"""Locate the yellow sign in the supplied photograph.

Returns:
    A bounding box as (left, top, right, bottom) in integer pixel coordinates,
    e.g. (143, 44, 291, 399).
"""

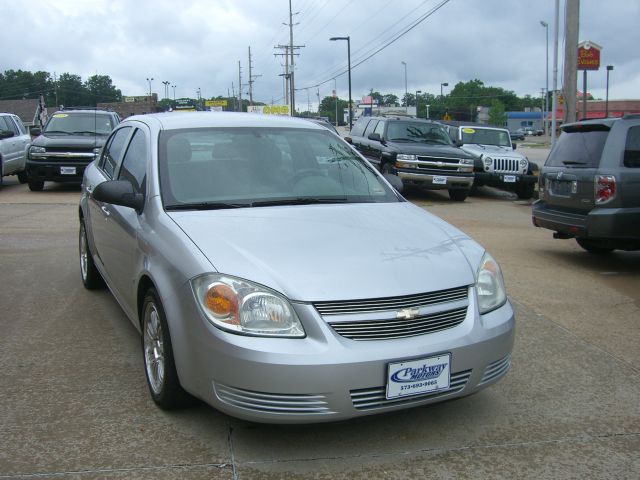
(461, 128, 475, 134)
(443, 114, 452, 121)
(205, 100, 228, 107)
(247, 105, 291, 116)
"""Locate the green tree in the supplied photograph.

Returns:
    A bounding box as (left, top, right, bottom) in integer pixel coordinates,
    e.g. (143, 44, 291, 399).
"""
(85, 75, 121, 104)
(382, 93, 399, 106)
(56, 73, 87, 107)
(488, 99, 507, 127)
(319, 95, 348, 125)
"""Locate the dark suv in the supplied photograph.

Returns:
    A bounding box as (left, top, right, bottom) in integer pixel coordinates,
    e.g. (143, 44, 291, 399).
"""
(346, 116, 475, 201)
(26, 108, 120, 191)
(532, 115, 640, 252)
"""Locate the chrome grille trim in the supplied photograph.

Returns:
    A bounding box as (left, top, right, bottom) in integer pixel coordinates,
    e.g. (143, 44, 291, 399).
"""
(313, 286, 469, 316)
(214, 383, 334, 415)
(328, 307, 467, 340)
(479, 354, 511, 385)
(493, 157, 520, 173)
(350, 370, 472, 410)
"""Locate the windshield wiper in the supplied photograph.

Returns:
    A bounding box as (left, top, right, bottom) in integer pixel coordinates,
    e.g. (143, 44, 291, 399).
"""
(165, 202, 249, 211)
(389, 138, 417, 142)
(44, 130, 71, 135)
(71, 130, 101, 135)
(562, 160, 587, 165)
(250, 197, 349, 207)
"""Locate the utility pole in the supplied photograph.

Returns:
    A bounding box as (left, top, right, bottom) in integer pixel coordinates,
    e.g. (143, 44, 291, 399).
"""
(563, 0, 580, 124)
(274, 45, 291, 105)
(247, 46, 261, 107)
(231, 82, 237, 111)
(551, 0, 560, 148)
(238, 61, 243, 112)
(316, 88, 320, 113)
(286, 0, 305, 115)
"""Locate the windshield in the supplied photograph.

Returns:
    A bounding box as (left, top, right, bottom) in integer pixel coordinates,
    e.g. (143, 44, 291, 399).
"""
(386, 122, 452, 145)
(159, 127, 400, 209)
(460, 127, 511, 147)
(44, 112, 114, 135)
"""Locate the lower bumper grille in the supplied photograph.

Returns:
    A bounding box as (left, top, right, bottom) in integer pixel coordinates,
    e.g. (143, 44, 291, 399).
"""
(213, 383, 334, 415)
(479, 354, 511, 385)
(350, 369, 472, 411)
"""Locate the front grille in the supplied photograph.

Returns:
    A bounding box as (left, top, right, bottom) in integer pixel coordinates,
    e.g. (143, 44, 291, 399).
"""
(493, 157, 520, 173)
(350, 369, 472, 410)
(479, 354, 511, 385)
(313, 286, 469, 316)
(328, 307, 466, 340)
(213, 383, 334, 415)
(46, 146, 95, 153)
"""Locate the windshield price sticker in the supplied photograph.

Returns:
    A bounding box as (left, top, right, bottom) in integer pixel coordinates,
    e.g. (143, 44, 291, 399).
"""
(503, 175, 516, 183)
(461, 128, 476, 134)
(386, 354, 451, 399)
(433, 176, 447, 185)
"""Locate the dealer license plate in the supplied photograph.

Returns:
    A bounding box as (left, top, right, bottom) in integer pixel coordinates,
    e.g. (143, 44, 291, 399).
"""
(60, 167, 76, 175)
(503, 175, 516, 183)
(386, 353, 451, 399)
(432, 176, 447, 185)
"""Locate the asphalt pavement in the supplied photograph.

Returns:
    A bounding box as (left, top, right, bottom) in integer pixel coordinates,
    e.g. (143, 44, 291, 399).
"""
(0, 177, 638, 479)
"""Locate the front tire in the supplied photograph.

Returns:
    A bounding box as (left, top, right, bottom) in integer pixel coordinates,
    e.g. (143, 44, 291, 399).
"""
(142, 288, 191, 410)
(576, 238, 614, 254)
(28, 179, 44, 191)
(79, 220, 104, 289)
(17, 170, 28, 184)
(448, 188, 469, 202)
(515, 182, 535, 200)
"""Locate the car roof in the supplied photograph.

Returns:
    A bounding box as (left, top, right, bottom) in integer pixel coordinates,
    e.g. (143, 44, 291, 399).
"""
(124, 112, 328, 131)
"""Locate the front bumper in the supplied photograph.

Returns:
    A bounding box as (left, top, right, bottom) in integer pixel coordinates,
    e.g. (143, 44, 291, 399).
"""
(169, 285, 515, 424)
(26, 158, 93, 183)
(396, 170, 474, 190)
(475, 172, 537, 187)
(532, 200, 640, 239)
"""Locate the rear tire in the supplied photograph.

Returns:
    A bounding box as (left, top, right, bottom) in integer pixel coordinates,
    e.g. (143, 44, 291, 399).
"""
(142, 288, 191, 410)
(28, 179, 44, 191)
(448, 188, 469, 202)
(576, 238, 614, 254)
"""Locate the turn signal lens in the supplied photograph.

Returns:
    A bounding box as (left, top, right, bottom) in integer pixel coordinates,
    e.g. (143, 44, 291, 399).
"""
(595, 175, 616, 204)
(204, 283, 238, 323)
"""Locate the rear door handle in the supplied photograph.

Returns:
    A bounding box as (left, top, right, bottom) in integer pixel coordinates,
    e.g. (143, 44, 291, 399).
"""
(100, 205, 110, 217)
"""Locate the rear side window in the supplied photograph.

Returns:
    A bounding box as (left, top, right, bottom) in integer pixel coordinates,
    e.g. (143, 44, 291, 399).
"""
(624, 126, 640, 168)
(350, 118, 369, 137)
(546, 124, 610, 168)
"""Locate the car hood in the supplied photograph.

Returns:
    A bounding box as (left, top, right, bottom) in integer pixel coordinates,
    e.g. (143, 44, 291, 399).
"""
(386, 142, 472, 159)
(461, 144, 524, 159)
(169, 202, 478, 302)
(32, 133, 107, 149)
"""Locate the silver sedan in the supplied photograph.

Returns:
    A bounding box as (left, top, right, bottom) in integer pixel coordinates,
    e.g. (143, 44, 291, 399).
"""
(79, 112, 514, 423)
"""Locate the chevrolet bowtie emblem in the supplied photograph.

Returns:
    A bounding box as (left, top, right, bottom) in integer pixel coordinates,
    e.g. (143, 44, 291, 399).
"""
(397, 308, 420, 320)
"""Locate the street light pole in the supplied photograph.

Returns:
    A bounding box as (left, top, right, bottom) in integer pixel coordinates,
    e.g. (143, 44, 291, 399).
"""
(540, 20, 549, 136)
(440, 82, 448, 118)
(416, 90, 421, 118)
(330, 36, 352, 130)
(401, 61, 408, 114)
(333, 78, 338, 127)
(146, 77, 154, 97)
(172, 85, 176, 101)
(605, 65, 613, 118)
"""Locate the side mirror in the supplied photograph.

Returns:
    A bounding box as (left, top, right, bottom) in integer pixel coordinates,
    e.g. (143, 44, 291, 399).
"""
(344, 136, 353, 144)
(92, 180, 144, 213)
(512, 143, 517, 150)
(383, 173, 404, 193)
(368, 132, 382, 142)
(0, 130, 15, 139)
(29, 127, 42, 137)
(454, 139, 463, 147)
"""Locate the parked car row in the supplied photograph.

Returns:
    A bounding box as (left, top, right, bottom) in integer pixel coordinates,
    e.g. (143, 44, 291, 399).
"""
(345, 116, 537, 201)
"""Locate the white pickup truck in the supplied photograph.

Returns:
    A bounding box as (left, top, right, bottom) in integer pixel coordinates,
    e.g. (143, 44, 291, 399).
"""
(0, 113, 30, 186)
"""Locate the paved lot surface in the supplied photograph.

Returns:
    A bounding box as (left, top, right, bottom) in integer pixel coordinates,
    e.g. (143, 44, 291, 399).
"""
(1, 177, 638, 479)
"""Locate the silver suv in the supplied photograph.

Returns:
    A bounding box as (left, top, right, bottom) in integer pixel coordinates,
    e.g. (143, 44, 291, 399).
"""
(0, 112, 30, 186)
(532, 115, 640, 252)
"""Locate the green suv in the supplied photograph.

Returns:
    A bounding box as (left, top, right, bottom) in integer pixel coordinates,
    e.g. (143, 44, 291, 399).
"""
(532, 115, 640, 252)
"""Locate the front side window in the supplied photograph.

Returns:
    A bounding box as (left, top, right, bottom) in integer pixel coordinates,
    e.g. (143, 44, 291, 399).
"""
(350, 118, 369, 137)
(386, 122, 452, 145)
(118, 129, 147, 193)
(546, 124, 610, 168)
(624, 125, 640, 168)
(100, 126, 131, 178)
(0, 116, 12, 133)
(159, 127, 400, 209)
(363, 120, 379, 138)
(461, 128, 511, 147)
(44, 113, 115, 136)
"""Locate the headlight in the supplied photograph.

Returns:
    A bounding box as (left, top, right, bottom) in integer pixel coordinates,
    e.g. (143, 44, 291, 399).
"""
(519, 158, 527, 169)
(191, 274, 305, 337)
(460, 158, 474, 165)
(483, 156, 493, 169)
(476, 252, 507, 314)
(29, 146, 46, 155)
(396, 154, 417, 161)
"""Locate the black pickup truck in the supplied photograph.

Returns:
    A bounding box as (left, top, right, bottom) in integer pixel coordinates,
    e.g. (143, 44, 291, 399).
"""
(532, 115, 640, 252)
(346, 115, 475, 201)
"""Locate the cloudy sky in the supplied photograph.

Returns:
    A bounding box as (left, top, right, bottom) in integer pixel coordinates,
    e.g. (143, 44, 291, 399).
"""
(3, 0, 638, 109)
